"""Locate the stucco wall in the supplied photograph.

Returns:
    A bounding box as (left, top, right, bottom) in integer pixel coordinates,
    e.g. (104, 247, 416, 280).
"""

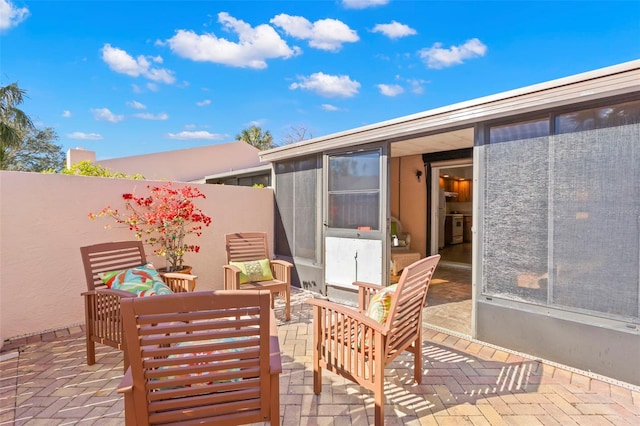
(390, 155, 427, 257)
(0, 171, 274, 342)
(69, 141, 263, 183)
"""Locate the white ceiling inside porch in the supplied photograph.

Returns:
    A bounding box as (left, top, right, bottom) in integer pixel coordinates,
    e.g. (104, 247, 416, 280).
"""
(390, 127, 474, 157)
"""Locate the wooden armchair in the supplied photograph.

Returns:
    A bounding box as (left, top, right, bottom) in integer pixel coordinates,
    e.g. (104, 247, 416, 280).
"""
(80, 241, 197, 369)
(306, 255, 440, 426)
(223, 232, 292, 321)
(117, 290, 282, 425)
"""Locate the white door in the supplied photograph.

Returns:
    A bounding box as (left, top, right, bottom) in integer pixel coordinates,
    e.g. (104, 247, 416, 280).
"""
(324, 147, 389, 294)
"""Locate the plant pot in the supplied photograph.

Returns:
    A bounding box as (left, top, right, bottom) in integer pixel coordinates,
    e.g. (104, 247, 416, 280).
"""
(157, 265, 192, 275)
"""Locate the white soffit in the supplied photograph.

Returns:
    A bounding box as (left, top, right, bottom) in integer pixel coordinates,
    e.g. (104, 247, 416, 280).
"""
(390, 128, 473, 158)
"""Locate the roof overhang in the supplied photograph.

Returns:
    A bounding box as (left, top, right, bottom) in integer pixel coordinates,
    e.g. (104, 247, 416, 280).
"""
(260, 60, 640, 162)
(203, 164, 272, 181)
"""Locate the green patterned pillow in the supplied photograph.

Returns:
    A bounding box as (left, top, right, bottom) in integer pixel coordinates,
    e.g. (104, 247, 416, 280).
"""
(98, 263, 173, 297)
(229, 259, 274, 284)
(366, 284, 398, 324)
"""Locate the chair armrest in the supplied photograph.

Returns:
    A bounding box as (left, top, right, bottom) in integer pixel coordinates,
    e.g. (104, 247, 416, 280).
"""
(352, 281, 385, 312)
(270, 259, 292, 283)
(117, 367, 133, 395)
(162, 273, 198, 292)
(223, 264, 242, 290)
(270, 259, 293, 268)
(306, 297, 384, 332)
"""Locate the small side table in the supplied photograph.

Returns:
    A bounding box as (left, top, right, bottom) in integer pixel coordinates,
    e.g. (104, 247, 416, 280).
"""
(391, 251, 421, 276)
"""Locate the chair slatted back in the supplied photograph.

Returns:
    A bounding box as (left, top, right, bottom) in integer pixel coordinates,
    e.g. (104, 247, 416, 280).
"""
(81, 241, 147, 291)
(225, 232, 270, 263)
(120, 290, 273, 425)
(385, 255, 440, 359)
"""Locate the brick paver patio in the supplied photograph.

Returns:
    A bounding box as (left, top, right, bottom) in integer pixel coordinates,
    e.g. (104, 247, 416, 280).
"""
(1, 287, 638, 425)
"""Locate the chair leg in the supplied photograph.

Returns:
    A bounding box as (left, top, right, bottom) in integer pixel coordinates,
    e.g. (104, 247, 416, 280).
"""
(86, 337, 96, 366)
(312, 308, 322, 395)
(270, 371, 280, 425)
(374, 343, 385, 426)
(414, 333, 423, 384)
(374, 379, 384, 426)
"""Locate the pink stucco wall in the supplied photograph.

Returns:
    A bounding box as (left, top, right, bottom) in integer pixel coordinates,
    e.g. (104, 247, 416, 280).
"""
(0, 171, 274, 343)
(390, 155, 427, 257)
(68, 141, 263, 183)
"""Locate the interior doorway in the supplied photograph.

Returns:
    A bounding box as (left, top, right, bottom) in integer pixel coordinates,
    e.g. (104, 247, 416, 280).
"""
(430, 162, 473, 267)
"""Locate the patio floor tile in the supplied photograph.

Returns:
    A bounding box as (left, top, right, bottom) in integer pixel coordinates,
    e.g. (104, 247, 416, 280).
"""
(0, 283, 638, 426)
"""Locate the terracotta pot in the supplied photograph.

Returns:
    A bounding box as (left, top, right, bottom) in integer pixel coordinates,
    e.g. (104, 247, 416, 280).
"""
(157, 265, 192, 275)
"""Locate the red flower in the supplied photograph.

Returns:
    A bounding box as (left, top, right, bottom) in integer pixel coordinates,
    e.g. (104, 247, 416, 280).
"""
(89, 182, 211, 271)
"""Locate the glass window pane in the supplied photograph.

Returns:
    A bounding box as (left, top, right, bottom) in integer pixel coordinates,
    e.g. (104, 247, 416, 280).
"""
(274, 156, 318, 260)
(482, 136, 549, 303)
(329, 151, 380, 191)
(294, 162, 317, 258)
(555, 100, 640, 134)
(551, 124, 639, 319)
(328, 192, 379, 230)
(490, 118, 550, 143)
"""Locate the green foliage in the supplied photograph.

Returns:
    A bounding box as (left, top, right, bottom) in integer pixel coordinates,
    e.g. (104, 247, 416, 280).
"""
(5, 127, 65, 172)
(236, 125, 274, 151)
(0, 82, 37, 170)
(60, 160, 144, 179)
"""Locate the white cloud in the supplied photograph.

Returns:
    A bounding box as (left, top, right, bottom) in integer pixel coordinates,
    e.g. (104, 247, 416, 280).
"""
(377, 84, 404, 97)
(146, 82, 159, 92)
(419, 38, 487, 69)
(271, 14, 358, 52)
(0, 0, 29, 31)
(127, 100, 146, 109)
(372, 21, 416, 39)
(62, 110, 72, 118)
(246, 119, 267, 127)
(406, 78, 426, 94)
(101, 44, 176, 84)
(290, 72, 360, 98)
(134, 112, 168, 120)
(166, 131, 225, 140)
(91, 108, 124, 123)
(196, 99, 211, 107)
(68, 132, 103, 140)
(184, 124, 197, 129)
(342, 0, 388, 9)
(164, 12, 299, 69)
(321, 104, 339, 111)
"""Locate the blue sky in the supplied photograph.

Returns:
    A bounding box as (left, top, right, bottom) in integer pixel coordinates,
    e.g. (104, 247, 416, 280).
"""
(2, 0, 639, 160)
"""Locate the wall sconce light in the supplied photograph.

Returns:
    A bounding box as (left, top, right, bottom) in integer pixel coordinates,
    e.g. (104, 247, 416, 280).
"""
(415, 170, 423, 182)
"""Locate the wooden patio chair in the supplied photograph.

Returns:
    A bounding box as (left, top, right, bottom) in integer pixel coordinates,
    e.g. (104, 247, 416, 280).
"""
(306, 254, 440, 426)
(80, 241, 197, 369)
(223, 232, 292, 321)
(117, 289, 282, 425)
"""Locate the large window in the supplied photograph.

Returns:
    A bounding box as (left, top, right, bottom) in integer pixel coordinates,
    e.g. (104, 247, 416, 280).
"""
(274, 156, 319, 260)
(482, 99, 640, 323)
(327, 150, 381, 230)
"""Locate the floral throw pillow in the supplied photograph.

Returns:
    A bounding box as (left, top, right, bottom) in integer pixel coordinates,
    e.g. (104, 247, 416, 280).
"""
(229, 259, 274, 284)
(366, 284, 398, 325)
(98, 263, 173, 297)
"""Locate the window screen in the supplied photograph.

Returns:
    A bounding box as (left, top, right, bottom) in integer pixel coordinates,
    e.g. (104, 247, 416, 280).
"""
(327, 150, 381, 230)
(274, 157, 318, 260)
(481, 100, 640, 323)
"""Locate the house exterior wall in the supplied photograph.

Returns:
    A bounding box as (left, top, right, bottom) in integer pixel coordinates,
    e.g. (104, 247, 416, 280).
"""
(0, 172, 274, 344)
(265, 61, 640, 386)
(475, 100, 639, 385)
(68, 141, 263, 183)
(390, 155, 427, 257)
